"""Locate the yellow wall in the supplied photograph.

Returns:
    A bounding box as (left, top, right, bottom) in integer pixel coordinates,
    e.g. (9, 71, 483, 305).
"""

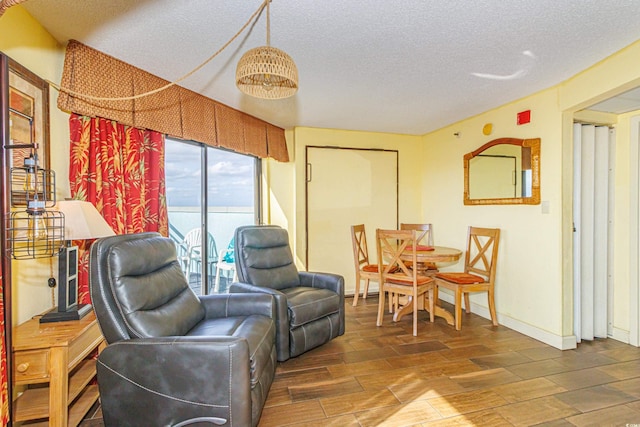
(422, 88, 568, 345)
(0, 7, 70, 325)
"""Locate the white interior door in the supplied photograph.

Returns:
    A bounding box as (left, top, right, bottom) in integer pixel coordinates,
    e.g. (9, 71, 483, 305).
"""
(306, 147, 398, 296)
(573, 123, 614, 341)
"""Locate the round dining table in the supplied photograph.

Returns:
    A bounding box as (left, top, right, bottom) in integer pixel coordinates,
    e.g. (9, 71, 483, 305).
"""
(393, 245, 462, 326)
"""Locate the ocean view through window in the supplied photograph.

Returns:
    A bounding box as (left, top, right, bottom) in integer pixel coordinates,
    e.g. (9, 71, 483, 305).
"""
(165, 138, 259, 294)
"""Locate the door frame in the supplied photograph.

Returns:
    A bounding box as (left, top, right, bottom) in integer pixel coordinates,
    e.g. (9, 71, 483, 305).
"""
(630, 115, 640, 346)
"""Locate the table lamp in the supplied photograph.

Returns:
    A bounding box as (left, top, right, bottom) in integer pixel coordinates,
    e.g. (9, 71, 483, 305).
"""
(39, 200, 115, 323)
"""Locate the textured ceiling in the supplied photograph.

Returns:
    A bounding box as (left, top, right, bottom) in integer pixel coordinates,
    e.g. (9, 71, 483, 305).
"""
(20, 0, 640, 134)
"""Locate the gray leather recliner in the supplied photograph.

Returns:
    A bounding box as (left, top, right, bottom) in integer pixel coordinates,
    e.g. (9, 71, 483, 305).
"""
(89, 232, 277, 427)
(230, 225, 345, 362)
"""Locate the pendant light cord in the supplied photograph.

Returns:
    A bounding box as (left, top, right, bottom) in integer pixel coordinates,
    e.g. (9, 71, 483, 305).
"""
(266, 0, 270, 47)
(47, 0, 270, 102)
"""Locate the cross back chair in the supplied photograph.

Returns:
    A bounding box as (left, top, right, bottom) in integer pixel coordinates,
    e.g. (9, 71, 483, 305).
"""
(351, 224, 395, 312)
(435, 226, 501, 330)
(400, 223, 436, 272)
(376, 229, 435, 336)
(350, 224, 380, 306)
(400, 223, 434, 246)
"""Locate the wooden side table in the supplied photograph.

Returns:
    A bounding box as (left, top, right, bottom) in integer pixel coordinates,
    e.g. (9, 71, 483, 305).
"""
(12, 311, 105, 427)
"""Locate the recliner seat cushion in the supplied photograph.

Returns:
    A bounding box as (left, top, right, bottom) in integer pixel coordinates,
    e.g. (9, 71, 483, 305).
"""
(187, 314, 276, 387)
(282, 287, 340, 328)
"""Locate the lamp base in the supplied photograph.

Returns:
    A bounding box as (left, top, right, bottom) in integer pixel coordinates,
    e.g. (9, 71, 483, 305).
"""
(39, 304, 92, 323)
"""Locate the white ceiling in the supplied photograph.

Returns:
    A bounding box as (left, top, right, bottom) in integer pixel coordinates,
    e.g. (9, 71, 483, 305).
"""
(20, 0, 640, 135)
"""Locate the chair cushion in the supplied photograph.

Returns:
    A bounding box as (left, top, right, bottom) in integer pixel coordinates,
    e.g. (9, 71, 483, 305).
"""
(222, 238, 235, 263)
(436, 272, 486, 284)
(386, 274, 433, 286)
(282, 287, 340, 328)
(362, 264, 379, 273)
(362, 264, 400, 273)
(188, 315, 275, 386)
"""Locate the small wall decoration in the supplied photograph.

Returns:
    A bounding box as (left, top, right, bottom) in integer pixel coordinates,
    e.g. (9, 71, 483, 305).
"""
(7, 58, 50, 169)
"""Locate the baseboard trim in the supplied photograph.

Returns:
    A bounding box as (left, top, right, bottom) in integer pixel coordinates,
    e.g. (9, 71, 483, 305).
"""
(610, 327, 630, 344)
(437, 293, 577, 350)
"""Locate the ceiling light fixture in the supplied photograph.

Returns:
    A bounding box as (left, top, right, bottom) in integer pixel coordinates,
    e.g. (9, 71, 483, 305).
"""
(236, 0, 298, 100)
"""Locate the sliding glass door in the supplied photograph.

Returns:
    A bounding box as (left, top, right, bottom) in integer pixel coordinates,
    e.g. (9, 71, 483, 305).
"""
(165, 138, 259, 294)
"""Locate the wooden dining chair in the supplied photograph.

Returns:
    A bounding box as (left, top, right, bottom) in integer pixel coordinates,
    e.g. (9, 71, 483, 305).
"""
(350, 224, 379, 306)
(376, 229, 435, 336)
(401, 223, 436, 272)
(400, 223, 434, 247)
(434, 226, 501, 330)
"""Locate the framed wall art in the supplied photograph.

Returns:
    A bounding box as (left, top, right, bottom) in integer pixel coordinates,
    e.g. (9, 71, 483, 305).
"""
(7, 57, 50, 170)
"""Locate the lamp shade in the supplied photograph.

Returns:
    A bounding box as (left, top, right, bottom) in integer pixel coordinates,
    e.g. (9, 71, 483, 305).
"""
(56, 200, 115, 240)
(236, 46, 298, 99)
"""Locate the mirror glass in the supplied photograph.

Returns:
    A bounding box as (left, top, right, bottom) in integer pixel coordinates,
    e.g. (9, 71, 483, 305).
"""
(464, 137, 540, 205)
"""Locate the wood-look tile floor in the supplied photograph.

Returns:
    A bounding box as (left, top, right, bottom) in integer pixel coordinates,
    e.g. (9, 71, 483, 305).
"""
(258, 296, 640, 427)
(81, 295, 640, 426)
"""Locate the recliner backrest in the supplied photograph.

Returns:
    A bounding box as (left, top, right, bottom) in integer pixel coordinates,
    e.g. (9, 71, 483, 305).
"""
(234, 225, 300, 290)
(90, 232, 205, 344)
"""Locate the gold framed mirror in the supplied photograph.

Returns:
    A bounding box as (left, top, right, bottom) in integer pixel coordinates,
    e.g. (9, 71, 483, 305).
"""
(464, 137, 540, 205)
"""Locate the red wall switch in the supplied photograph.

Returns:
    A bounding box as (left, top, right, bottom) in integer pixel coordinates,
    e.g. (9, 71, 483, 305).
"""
(517, 110, 531, 125)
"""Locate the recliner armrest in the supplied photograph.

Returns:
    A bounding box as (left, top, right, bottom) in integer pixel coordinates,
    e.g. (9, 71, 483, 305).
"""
(199, 293, 275, 319)
(299, 271, 345, 294)
(229, 282, 290, 362)
(299, 271, 346, 337)
(97, 337, 253, 427)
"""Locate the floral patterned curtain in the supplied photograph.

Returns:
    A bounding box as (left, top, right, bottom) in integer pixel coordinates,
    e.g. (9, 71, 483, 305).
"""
(69, 113, 168, 303)
(0, 287, 7, 425)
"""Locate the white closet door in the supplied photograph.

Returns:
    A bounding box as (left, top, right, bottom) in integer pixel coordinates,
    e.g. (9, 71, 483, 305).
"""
(574, 124, 612, 341)
(306, 147, 398, 296)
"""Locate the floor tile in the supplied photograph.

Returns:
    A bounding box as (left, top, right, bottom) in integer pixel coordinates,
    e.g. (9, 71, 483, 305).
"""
(470, 351, 533, 369)
(506, 359, 572, 379)
(491, 378, 567, 403)
(438, 345, 497, 361)
(259, 401, 327, 427)
(449, 367, 522, 390)
(288, 376, 364, 401)
(516, 346, 564, 361)
(554, 351, 618, 370)
(341, 346, 400, 363)
(388, 376, 466, 402)
(605, 377, 640, 398)
(422, 410, 514, 427)
(355, 400, 442, 427)
(597, 360, 640, 380)
(565, 403, 640, 427)
(427, 389, 508, 417)
(320, 388, 400, 417)
(555, 385, 637, 412)
(393, 340, 449, 355)
(600, 346, 640, 362)
(494, 396, 580, 427)
(547, 367, 619, 390)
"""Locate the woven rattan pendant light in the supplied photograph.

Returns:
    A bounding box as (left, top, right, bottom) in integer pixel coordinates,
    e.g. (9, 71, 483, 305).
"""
(236, 0, 298, 99)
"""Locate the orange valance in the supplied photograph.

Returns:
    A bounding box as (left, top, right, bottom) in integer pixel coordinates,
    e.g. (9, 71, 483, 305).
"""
(57, 40, 288, 162)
